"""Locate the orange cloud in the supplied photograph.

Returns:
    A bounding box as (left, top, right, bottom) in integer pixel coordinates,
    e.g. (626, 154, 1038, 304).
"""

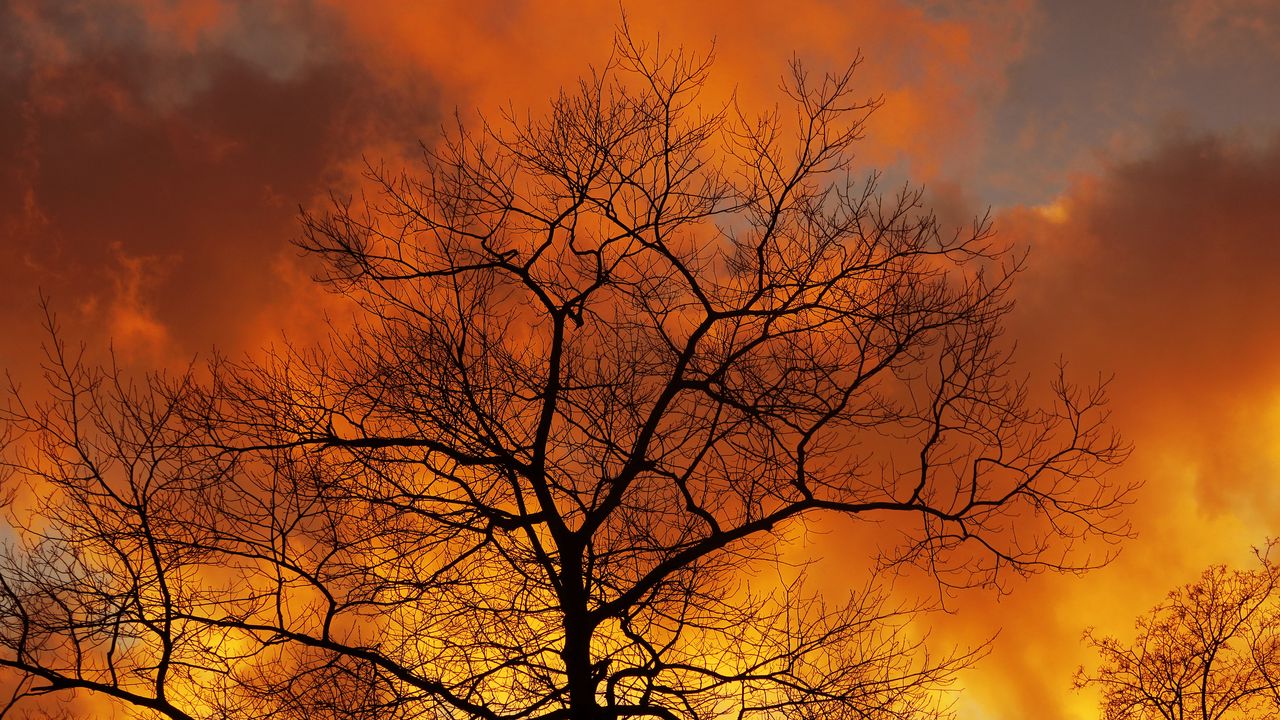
(0, 0, 1033, 379)
(0, 0, 435, 376)
(14, 4, 1279, 718)
(102, 242, 175, 364)
(946, 131, 1280, 720)
(321, 0, 1032, 179)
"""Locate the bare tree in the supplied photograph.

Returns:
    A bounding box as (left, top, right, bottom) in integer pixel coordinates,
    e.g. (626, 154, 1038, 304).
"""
(1076, 542, 1280, 720)
(0, 29, 1130, 720)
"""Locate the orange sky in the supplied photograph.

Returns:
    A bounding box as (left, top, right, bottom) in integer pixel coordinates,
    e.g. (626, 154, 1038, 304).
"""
(3, 1, 1280, 718)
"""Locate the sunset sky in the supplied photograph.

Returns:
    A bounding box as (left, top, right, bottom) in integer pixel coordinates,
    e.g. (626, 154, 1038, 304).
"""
(3, 1, 1280, 718)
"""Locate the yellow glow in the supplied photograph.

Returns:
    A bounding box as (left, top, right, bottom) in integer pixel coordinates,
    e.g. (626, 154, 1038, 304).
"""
(1034, 197, 1070, 224)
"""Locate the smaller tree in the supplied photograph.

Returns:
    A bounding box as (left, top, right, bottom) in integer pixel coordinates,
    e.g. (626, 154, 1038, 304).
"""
(1076, 541, 1280, 720)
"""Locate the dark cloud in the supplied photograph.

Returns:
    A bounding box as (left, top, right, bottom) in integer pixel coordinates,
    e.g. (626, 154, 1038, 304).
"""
(950, 131, 1280, 720)
(0, 0, 1035, 372)
(977, 0, 1280, 207)
(1012, 131, 1280, 438)
(0, 0, 440, 371)
(1018, 132, 1280, 526)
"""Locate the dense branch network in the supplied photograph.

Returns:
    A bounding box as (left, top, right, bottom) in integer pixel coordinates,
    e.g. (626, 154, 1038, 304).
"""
(0, 29, 1131, 720)
(1077, 542, 1280, 720)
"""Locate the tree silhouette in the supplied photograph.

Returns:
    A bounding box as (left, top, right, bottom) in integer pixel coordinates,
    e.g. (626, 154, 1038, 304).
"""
(0, 29, 1130, 720)
(1076, 542, 1280, 720)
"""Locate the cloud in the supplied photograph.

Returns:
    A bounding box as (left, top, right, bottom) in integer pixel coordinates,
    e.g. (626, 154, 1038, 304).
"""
(975, 0, 1280, 208)
(320, 0, 1032, 178)
(0, 0, 1033, 378)
(1011, 132, 1280, 538)
(102, 242, 173, 364)
(1176, 0, 1280, 47)
(10, 4, 1278, 719)
(947, 130, 1280, 720)
(0, 0, 437, 374)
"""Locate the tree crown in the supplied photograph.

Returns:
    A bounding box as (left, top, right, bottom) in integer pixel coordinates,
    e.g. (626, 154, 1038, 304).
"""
(0, 29, 1131, 720)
